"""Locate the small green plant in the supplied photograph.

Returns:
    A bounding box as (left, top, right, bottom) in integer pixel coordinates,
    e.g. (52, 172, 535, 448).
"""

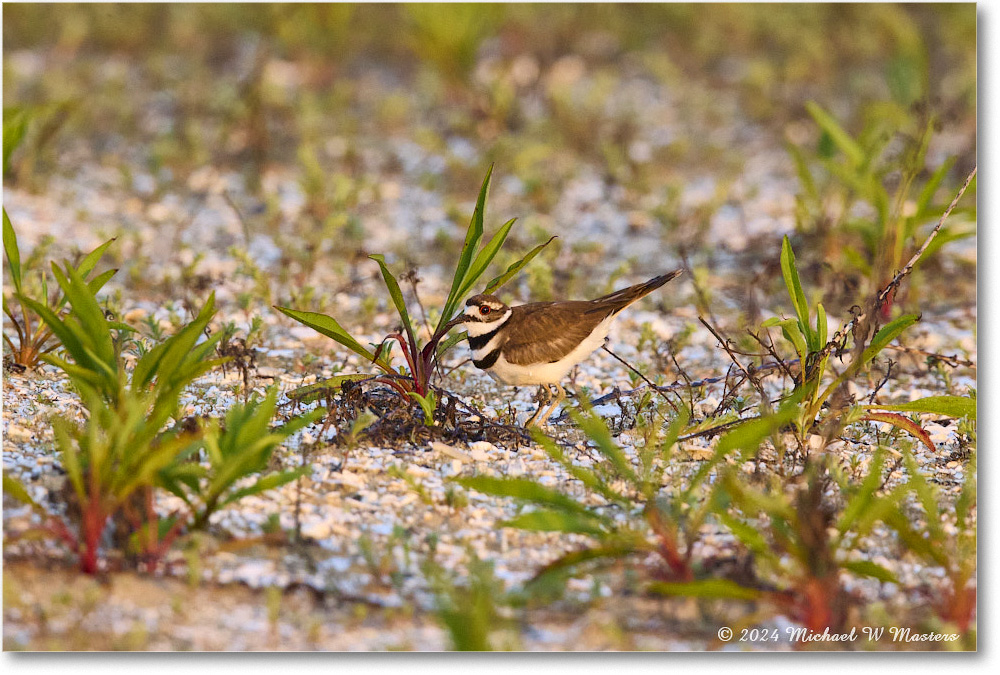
(423, 546, 514, 651)
(757, 235, 976, 455)
(15, 263, 220, 573)
(408, 389, 437, 426)
(788, 101, 976, 306)
(458, 398, 798, 593)
(3, 209, 117, 369)
(879, 446, 977, 644)
(275, 166, 554, 405)
(700, 451, 903, 633)
(160, 387, 324, 530)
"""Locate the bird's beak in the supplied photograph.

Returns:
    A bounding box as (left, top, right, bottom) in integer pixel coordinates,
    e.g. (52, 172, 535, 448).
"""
(443, 314, 468, 331)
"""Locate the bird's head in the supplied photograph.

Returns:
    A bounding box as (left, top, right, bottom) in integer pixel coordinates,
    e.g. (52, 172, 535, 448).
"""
(443, 294, 511, 334)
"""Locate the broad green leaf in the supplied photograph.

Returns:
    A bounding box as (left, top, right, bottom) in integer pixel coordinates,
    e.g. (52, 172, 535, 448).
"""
(3, 471, 39, 509)
(864, 395, 976, 420)
(841, 560, 898, 584)
(274, 305, 385, 367)
(648, 578, 763, 601)
(455, 217, 517, 303)
(501, 508, 608, 537)
(3, 208, 21, 294)
(528, 543, 644, 587)
(916, 156, 956, 218)
(87, 268, 117, 294)
(442, 164, 493, 322)
(75, 238, 117, 281)
(457, 475, 600, 518)
(483, 236, 556, 295)
(805, 101, 865, 167)
(220, 466, 310, 508)
(779, 236, 813, 347)
(777, 318, 808, 360)
(816, 302, 827, 347)
(3, 107, 28, 173)
(861, 313, 919, 366)
(368, 254, 415, 340)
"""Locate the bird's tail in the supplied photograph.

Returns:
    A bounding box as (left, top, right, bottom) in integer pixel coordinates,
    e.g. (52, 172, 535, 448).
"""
(587, 269, 683, 314)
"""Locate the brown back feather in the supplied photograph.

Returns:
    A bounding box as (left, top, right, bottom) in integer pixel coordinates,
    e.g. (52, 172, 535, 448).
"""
(502, 301, 611, 365)
(500, 271, 682, 366)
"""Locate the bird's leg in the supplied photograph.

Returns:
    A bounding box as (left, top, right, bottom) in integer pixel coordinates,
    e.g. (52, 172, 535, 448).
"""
(524, 384, 552, 428)
(534, 383, 566, 427)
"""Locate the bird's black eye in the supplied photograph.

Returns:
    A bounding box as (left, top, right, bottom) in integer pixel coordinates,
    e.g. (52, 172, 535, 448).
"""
(480, 305, 491, 316)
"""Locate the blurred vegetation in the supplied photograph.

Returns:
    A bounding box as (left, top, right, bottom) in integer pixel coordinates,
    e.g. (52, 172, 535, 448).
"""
(3, 3, 975, 168)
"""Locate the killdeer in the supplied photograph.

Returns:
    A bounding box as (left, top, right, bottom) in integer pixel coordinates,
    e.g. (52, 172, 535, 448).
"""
(445, 271, 682, 426)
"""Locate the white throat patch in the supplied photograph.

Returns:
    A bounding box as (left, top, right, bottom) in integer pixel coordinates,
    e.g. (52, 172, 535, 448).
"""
(464, 307, 511, 337)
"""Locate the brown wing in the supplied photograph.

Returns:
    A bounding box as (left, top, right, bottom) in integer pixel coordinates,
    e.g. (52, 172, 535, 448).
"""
(501, 301, 613, 366)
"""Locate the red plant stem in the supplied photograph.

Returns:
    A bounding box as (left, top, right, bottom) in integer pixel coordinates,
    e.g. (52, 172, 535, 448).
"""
(646, 507, 692, 582)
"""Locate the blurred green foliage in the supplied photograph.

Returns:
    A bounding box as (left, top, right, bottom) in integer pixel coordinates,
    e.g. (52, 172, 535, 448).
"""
(4, 3, 975, 123)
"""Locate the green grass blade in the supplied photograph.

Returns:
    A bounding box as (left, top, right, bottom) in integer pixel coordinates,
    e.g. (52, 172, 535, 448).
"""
(840, 560, 899, 584)
(86, 268, 117, 294)
(837, 447, 887, 533)
(75, 237, 117, 281)
(3, 471, 39, 509)
(20, 295, 89, 365)
(500, 508, 608, 537)
(368, 254, 415, 340)
(916, 156, 957, 218)
(454, 217, 516, 304)
(274, 305, 383, 366)
(779, 236, 813, 348)
(816, 302, 827, 347)
(3, 107, 28, 174)
(528, 543, 642, 588)
(153, 293, 217, 391)
(442, 164, 493, 320)
(56, 263, 116, 367)
(648, 578, 763, 601)
(457, 475, 600, 518)
(3, 208, 21, 294)
(861, 313, 918, 366)
(483, 236, 556, 294)
(805, 101, 864, 167)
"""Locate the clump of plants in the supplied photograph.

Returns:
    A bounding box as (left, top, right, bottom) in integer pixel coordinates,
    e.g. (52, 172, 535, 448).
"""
(788, 101, 976, 310)
(458, 168, 976, 642)
(3, 209, 117, 369)
(7, 258, 322, 573)
(276, 165, 553, 421)
(458, 400, 798, 592)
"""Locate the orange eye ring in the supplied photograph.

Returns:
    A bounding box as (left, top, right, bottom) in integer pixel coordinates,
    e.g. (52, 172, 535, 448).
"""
(479, 305, 491, 316)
